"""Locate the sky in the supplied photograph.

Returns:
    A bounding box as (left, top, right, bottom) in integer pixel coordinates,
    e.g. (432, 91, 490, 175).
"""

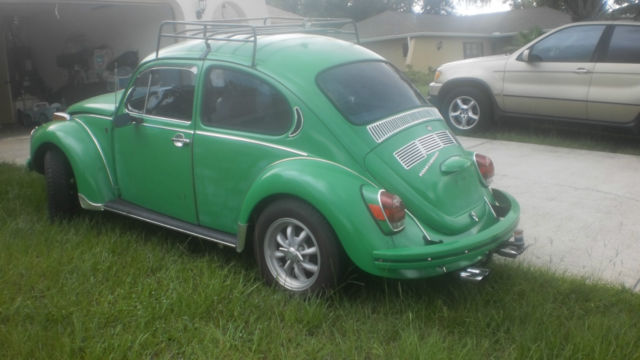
(453, 0, 512, 15)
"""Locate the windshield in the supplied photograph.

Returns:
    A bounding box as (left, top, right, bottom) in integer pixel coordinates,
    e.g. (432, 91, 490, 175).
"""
(317, 61, 427, 125)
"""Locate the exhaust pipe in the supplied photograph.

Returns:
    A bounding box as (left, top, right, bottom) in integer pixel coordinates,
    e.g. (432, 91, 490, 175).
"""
(496, 229, 527, 259)
(458, 267, 490, 282)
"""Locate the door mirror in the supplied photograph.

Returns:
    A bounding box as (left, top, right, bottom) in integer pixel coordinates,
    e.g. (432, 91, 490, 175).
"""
(521, 49, 530, 62)
(113, 112, 142, 127)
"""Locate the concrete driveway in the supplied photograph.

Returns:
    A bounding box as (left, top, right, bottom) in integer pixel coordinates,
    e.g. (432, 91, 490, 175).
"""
(1, 130, 638, 291)
(460, 136, 640, 292)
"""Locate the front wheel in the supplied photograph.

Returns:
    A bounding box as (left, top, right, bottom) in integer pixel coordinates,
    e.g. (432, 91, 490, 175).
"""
(44, 149, 78, 220)
(254, 199, 345, 294)
(442, 87, 492, 134)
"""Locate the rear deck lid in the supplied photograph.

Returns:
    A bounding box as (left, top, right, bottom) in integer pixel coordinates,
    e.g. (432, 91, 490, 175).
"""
(364, 110, 489, 235)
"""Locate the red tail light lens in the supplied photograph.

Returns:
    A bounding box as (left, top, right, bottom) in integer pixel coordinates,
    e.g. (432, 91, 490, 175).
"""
(474, 153, 494, 186)
(368, 190, 406, 232)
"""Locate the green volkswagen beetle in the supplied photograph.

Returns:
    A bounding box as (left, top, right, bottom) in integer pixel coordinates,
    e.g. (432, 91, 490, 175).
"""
(28, 19, 524, 293)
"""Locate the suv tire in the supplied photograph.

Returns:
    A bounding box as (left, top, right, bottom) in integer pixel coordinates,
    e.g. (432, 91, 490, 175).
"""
(442, 87, 492, 134)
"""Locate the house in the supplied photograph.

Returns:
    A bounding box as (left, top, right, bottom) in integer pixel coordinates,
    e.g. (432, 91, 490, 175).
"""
(357, 7, 572, 73)
(0, 0, 268, 128)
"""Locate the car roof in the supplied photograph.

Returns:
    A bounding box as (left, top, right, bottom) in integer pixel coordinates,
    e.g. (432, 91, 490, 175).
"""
(142, 33, 383, 86)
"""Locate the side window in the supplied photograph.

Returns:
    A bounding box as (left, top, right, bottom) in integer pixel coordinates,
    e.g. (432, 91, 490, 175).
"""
(201, 68, 292, 135)
(604, 26, 640, 63)
(126, 71, 151, 114)
(529, 25, 605, 62)
(125, 67, 196, 121)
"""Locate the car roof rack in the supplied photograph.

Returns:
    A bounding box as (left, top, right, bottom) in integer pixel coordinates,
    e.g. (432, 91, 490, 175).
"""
(156, 17, 360, 67)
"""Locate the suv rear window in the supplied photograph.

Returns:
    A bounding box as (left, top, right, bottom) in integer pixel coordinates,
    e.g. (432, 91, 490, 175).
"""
(317, 61, 426, 125)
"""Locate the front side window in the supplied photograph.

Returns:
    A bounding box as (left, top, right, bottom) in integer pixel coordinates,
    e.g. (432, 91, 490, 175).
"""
(529, 25, 606, 62)
(604, 25, 640, 63)
(201, 68, 292, 135)
(317, 61, 426, 126)
(125, 67, 196, 121)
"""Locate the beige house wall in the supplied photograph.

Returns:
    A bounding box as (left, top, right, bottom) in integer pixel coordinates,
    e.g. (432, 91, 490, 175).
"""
(363, 38, 409, 71)
(409, 37, 492, 72)
(364, 36, 495, 73)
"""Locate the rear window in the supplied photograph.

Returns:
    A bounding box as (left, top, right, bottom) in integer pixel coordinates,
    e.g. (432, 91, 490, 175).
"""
(317, 61, 426, 125)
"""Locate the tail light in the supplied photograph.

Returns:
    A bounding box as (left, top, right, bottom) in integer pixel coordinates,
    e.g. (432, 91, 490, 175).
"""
(474, 153, 494, 186)
(367, 190, 406, 233)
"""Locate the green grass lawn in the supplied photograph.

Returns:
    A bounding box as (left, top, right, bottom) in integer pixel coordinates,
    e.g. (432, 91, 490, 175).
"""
(1, 164, 639, 359)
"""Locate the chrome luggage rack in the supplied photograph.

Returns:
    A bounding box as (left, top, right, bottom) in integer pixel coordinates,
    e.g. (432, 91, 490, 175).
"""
(155, 17, 360, 66)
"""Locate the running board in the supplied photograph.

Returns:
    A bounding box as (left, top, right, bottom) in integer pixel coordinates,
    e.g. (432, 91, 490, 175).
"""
(103, 199, 237, 248)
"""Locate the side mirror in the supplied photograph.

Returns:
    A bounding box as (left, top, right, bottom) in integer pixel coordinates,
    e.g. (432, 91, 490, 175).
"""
(113, 112, 142, 127)
(521, 49, 530, 62)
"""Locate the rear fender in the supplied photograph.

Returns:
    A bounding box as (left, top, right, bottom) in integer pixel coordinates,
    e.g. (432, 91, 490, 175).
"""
(238, 157, 393, 270)
(30, 119, 116, 206)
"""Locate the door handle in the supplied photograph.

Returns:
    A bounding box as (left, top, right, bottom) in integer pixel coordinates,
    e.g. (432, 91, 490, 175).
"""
(574, 68, 590, 74)
(171, 133, 191, 147)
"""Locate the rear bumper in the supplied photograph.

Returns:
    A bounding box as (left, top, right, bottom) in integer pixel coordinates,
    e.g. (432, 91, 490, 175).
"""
(372, 189, 521, 279)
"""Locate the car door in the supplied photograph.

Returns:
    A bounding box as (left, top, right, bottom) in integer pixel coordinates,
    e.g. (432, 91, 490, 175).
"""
(193, 65, 295, 234)
(113, 63, 199, 223)
(503, 25, 606, 120)
(588, 24, 640, 124)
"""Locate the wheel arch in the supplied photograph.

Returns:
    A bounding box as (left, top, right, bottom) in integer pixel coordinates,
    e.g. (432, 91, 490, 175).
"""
(237, 158, 390, 273)
(30, 121, 117, 206)
(439, 78, 497, 111)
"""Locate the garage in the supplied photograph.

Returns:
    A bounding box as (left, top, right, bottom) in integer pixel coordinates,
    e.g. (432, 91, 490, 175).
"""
(0, 0, 180, 128)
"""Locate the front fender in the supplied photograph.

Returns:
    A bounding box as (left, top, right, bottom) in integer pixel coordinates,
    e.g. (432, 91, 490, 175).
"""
(29, 118, 116, 205)
(238, 157, 394, 272)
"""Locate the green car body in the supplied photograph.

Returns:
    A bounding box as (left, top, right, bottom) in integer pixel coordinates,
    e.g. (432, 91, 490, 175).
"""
(29, 21, 522, 292)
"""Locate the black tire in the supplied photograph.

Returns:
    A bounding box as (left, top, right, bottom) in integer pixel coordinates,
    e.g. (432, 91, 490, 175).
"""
(44, 149, 78, 220)
(254, 199, 345, 294)
(442, 87, 492, 134)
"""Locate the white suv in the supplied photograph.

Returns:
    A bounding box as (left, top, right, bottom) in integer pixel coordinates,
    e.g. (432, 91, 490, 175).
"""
(429, 21, 640, 134)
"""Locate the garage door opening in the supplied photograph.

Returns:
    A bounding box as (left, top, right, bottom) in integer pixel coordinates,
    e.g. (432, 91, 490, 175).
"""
(0, 1, 175, 128)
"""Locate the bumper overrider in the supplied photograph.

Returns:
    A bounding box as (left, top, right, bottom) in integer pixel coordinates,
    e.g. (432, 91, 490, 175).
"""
(372, 189, 525, 279)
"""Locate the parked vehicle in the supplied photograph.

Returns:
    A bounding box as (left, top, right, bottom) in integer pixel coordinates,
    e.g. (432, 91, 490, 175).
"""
(429, 21, 640, 134)
(28, 19, 524, 293)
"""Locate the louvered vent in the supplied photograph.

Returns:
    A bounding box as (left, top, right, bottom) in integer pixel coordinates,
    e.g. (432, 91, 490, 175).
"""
(394, 131, 457, 169)
(367, 108, 440, 143)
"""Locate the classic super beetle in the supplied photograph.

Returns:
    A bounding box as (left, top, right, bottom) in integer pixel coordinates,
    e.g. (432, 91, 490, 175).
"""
(28, 19, 525, 293)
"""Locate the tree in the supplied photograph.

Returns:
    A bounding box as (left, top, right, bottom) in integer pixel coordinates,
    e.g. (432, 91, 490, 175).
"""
(511, 0, 640, 21)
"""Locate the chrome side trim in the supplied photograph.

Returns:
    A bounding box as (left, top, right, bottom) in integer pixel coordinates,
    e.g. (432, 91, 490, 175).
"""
(289, 107, 304, 137)
(140, 122, 194, 133)
(270, 157, 377, 187)
(367, 107, 440, 143)
(71, 113, 113, 120)
(197, 131, 308, 156)
(73, 118, 116, 188)
(104, 206, 237, 248)
(78, 194, 104, 211)
(236, 223, 248, 253)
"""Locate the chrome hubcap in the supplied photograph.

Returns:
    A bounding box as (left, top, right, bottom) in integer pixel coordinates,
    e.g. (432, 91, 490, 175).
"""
(264, 218, 320, 291)
(448, 96, 480, 130)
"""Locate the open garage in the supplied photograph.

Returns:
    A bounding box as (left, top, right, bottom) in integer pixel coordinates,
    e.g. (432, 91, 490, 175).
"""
(0, 0, 180, 128)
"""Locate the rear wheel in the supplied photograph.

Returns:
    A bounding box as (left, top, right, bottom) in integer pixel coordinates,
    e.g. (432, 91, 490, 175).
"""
(442, 87, 492, 134)
(254, 199, 344, 293)
(44, 149, 78, 220)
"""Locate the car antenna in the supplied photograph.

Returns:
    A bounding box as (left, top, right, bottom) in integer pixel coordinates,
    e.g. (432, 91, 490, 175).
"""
(114, 61, 118, 107)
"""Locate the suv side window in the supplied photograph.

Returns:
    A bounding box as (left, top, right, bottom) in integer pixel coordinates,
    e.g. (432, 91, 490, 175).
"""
(201, 68, 292, 135)
(125, 67, 196, 122)
(604, 25, 640, 63)
(529, 25, 606, 62)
